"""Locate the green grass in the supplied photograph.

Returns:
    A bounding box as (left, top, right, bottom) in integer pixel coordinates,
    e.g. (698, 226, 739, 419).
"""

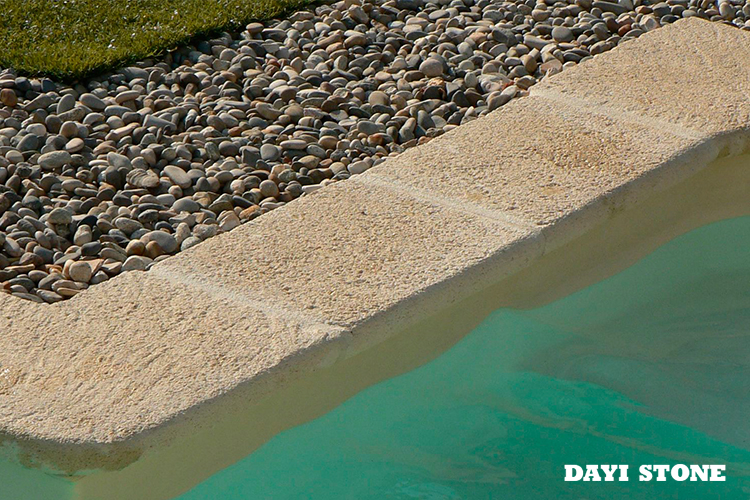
(0, 0, 311, 81)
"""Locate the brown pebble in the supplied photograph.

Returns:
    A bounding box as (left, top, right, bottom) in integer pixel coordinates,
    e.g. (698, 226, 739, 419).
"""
(0, 88, 17, 107)
(239, 205, 261, 220)
(126, 239, 146, 256)
(144, 241, 164, 259)
(56, 287, 81, 298)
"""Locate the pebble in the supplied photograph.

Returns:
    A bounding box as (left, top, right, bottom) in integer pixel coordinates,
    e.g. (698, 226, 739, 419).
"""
(38, 151, 72, 170)
(47, 208, 73, 225)
(115, 217, 143, 235)
(65, 138, 85, 153)
(73, 225, 93, 246)
(419, 58, 444, 77)
(259, 179, 280, 198)
(122, 255, 149, 272)
(163, 166, 192, 189)
(261, 144, 281, 161)
(0, 89, 17, 107)
(181, 236, 202, 251)
(551, 26, 575, 43)
(173, 198, 201, 213)
(348, 161, 370, 175)
(68, 261, 93, 283)
(141, 231, 178, 254)
(37, 290, 64, 303)
(79, 93, 107, 111)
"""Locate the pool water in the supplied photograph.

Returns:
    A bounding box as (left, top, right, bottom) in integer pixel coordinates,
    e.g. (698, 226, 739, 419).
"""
(177, 216, 750, 500)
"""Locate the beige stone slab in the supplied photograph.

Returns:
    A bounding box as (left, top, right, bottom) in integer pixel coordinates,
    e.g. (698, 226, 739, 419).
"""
(0, 270, 343, 448)
(532, 18, 750, 138)
(153, 179, 540, 329)
(363, 94, 702, 227)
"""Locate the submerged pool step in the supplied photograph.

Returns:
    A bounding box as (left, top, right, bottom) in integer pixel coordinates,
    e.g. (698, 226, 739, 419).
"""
(1, 17, 750, 500)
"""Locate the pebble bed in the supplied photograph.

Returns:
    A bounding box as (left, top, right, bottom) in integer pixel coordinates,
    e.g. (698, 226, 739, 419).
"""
(0, 0, 747, 303)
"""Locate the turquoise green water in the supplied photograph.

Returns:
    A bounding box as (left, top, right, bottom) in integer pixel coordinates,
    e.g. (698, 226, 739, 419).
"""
(178, 216, 750, 500)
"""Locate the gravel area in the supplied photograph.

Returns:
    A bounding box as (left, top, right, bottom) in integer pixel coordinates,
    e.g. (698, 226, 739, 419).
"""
(0, 0, 747, 303)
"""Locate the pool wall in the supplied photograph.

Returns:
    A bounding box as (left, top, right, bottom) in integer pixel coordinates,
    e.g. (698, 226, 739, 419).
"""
(1, 17, 750, 499)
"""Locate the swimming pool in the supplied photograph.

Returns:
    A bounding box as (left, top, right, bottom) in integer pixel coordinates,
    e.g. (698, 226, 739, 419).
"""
(2, 149, 750, 500)
(175, 215, 750, 500)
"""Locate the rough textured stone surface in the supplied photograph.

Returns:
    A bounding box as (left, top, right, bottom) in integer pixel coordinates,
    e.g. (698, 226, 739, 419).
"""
(0, 273, 343, 444)
(157, 179, 536, 327)
(365, 95, 701, 225)
(532, 19, 750, 137)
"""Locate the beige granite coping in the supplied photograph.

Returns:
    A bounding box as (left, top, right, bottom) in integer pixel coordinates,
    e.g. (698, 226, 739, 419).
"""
(1, 16, 750, 495)
(153, 179, 538, 328)
(531, 18, 750, 139)
(364, 92, 703, 227)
